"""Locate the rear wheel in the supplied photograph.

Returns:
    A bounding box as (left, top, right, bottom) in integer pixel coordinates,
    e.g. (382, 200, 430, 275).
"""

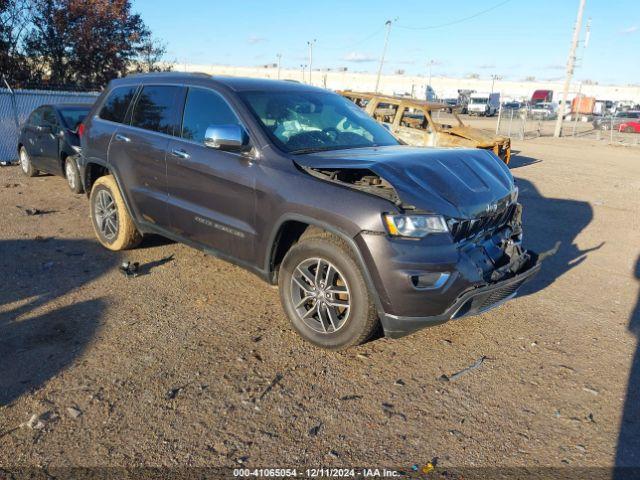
(64, 155, 84, 194)
(624, 126, 634, 133)
(89, 174, 142, 251)
(278, 231, 379, 350)
(19, 147, 37, 177)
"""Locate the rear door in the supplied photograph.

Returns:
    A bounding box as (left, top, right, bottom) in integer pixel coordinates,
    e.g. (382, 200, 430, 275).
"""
(85, 85, 139, 167)
(108, 84, 184, 229)
(165, 86, 257, 263)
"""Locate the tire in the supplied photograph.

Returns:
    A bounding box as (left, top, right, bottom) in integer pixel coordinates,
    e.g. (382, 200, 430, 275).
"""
(64, 155, 84, 194)
(278, 231, 379, 350)
(624, 126, 634, 134)
(19, 147, 37, 177)
(89, 174, 142, 251)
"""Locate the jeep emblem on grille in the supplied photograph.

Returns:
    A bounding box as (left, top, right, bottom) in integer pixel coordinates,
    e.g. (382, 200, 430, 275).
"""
(485, 202, 498, 214)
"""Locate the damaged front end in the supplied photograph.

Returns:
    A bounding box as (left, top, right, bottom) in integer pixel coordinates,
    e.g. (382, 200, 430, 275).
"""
(380, 203, 555, 339)
(454, 202, 532, 284)
(293, 146, 554, 338)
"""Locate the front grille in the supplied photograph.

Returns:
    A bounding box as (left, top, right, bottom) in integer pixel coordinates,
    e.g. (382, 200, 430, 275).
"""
(452, 278, 526, 320)
(448, 203, 516, 243)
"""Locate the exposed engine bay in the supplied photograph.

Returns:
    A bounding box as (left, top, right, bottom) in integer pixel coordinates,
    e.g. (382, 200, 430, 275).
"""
(302, 167, 402, 206)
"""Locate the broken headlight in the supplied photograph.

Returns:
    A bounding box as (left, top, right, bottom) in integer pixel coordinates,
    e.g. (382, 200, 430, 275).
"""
(383, 214, 448, 238)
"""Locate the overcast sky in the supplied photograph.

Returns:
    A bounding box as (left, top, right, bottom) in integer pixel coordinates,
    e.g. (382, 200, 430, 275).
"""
(133, 0, 639, 85)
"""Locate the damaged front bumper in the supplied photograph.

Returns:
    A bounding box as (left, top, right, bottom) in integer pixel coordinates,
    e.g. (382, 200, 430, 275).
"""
(380, 251, 542, 339)
(356, 203, 554, 339)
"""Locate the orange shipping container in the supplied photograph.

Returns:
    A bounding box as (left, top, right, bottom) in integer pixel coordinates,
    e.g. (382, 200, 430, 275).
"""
(572, 96, 595, 115)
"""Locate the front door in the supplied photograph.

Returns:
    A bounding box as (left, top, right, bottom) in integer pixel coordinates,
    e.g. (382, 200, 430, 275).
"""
(107, 85, 184, 229)
(39, 106, 61, 173)
(165, 86, 257, 264)
(23, 108, 44, 167)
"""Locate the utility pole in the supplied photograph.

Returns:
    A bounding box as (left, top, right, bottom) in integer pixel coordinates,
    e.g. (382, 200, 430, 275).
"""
(307, 39, 316, 85)
(490, 74, 498, 94)
(375, 20, 393, 93)
(572, 18, 591, 135)
(427, 59, 435, 89)
(300, 64, 307, 83)
(554, 0, 587, 138)
(276, 53, 282, 80)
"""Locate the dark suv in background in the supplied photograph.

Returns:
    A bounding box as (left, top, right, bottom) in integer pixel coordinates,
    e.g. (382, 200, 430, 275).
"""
(18, 103, 91, 193)
(79, 73, 545, 350)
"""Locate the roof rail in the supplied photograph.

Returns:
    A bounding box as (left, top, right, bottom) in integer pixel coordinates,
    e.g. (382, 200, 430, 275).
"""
(125, 71, 212, 79)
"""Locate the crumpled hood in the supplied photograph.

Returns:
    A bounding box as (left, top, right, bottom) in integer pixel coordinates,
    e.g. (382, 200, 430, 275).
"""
(446, 126, 508, 146)
(295, 145, 515, 219)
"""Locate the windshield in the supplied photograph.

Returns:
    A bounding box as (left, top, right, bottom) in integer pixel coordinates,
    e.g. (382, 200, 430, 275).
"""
(240, 91, 400, 154)
(59, 107, 90, 130)
(471, 98, 488, 104)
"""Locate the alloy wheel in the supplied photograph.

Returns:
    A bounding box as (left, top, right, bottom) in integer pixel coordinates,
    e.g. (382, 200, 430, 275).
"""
(19, 149, 29, 174)
(290, 257, 351, 334)
(65, 159, 77, 190)
(94, 189, 118, 241)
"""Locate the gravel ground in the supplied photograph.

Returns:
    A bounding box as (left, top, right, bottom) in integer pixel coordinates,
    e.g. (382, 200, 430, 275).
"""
(0, 137, 638, 473)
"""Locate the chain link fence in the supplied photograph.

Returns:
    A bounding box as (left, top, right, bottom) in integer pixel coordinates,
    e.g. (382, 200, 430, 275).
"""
(0, 85, 99, 163)
(462, 108, 640, 148)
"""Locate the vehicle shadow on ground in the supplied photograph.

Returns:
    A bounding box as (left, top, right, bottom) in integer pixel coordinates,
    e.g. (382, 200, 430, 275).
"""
(138, 234, 175, 249)
(615, 256, 640, 476)
(509, 155, 542, 169)
(0, 239, 112, 406)
(515, 178, 604, 298)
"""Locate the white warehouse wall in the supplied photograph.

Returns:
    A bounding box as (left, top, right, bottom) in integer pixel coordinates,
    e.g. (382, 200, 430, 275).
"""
(175, 63, 640, 103)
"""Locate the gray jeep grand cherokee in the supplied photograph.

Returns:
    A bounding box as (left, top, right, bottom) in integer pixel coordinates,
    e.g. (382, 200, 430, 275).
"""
(79, 72, 544, 350)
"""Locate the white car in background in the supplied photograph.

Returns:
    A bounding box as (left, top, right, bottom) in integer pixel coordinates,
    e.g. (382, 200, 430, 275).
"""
(467, 92, 500, 116)
(529, 102, 558, 120)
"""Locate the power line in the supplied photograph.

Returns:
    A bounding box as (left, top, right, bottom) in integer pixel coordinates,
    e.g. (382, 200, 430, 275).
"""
(396, 0, 514, 30)
(321, 26, 386, 52)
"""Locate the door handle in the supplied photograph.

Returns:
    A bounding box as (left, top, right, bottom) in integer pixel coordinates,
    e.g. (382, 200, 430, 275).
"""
(115, 133, 131, 143)
(170, 149, 190, 160)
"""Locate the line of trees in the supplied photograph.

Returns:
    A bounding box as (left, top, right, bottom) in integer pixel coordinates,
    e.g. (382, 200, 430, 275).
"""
(0, 0, 170, 89)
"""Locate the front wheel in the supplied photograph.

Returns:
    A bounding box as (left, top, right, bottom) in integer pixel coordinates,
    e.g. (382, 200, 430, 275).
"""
(89, 174, 142, 251)
(278, 232, 379, 350)
(19, 147, 37, 177)
(624, 126, 634, 133)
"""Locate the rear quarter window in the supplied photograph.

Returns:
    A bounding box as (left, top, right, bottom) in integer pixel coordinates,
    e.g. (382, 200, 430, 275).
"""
(99, 86, 137, 123)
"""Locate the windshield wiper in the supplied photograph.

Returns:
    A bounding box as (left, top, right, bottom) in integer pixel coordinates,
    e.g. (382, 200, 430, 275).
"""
(290, 144, 384, 155)
(289, 146, 341, 155)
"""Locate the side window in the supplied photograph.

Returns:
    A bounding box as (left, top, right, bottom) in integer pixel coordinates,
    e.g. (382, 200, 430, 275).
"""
(399, 108, 430, 132)
(131, 85, 180, 135)
(99, 86, 137, 123)
(42, 107, 58, 127)
(181, 88, 239, 144)
(373, 102, 398, 124)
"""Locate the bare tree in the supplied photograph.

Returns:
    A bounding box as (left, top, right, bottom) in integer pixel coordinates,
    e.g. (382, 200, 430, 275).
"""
(134, 38, 171, 73)
(0, 0, 33, 82)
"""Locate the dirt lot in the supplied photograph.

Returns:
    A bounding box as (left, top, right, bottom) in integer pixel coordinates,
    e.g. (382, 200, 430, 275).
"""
(0, 137, 639, 474)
